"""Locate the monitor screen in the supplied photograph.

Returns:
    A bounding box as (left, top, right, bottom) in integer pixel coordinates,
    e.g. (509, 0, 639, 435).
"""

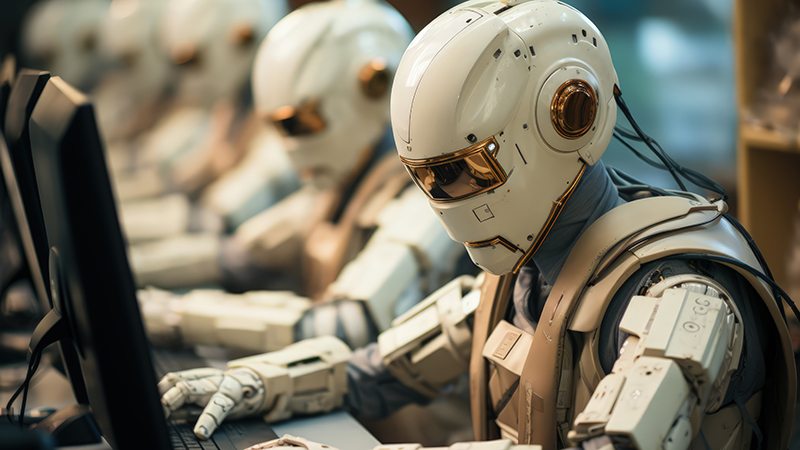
(27, 76, 170, 450)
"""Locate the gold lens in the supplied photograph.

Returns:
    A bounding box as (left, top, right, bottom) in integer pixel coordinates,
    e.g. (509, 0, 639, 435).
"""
(401, 137, 505, 202)
(267, 100, 326, 136)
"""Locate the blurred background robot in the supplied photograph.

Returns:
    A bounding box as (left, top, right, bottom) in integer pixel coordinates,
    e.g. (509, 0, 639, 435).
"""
(135, 0, 471, 361)
(106, 0, 302, 292)
(153, 1, 797, 449)
(20, 0, 111, 93)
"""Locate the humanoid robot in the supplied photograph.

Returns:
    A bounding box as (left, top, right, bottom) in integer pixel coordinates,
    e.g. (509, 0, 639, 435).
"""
(153, 1, 796, 449)
(92, 0, 174, 145)
(20, 0, 111, 93)
(135, 0, 469, 357)
(108, 0, 297, 269)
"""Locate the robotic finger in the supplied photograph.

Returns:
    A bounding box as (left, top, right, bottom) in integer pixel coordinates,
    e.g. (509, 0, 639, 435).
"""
(193, 369, 266, 439)
(157, 367, 225, 396)
(160, 371, 225, 419)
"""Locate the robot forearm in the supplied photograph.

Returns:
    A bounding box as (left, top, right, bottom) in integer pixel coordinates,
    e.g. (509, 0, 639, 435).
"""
(379, 274, 483, 397)
(129, 232, 224, 289)
(226, 336, 352, 423)
(570, 279, 742, 449)
(324, 187, 468, 335)
(138, 287, 311, 355)
(158, 336, 352, 439)
(247, 437, 543, 450)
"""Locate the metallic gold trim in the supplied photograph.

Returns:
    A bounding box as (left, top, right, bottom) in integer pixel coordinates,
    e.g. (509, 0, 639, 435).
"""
(359, 58, 390, 99)
(399, 136, 499, 166)
(550, 80, 597, 140)
(170, 43, 199, 66)
(229, 24, 255, 46)
(399, 137, 505, 204)
(464, 235, 523, 253)
(512, 164, 587, 273)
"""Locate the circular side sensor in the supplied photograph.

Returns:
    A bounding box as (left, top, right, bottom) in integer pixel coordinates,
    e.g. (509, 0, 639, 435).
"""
(550, 79, 597, 139)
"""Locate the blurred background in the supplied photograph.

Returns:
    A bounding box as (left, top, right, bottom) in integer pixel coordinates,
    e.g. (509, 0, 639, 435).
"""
(0, 0, 739, 197)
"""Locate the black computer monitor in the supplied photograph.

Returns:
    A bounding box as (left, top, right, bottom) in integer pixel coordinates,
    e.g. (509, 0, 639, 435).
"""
(26, 76, 170, 450)
(3, 69, 52, 309)
(2, 69, 89, 405)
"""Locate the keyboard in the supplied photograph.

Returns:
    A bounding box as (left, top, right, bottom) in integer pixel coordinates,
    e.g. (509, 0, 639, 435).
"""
(168, 418, 278, 450)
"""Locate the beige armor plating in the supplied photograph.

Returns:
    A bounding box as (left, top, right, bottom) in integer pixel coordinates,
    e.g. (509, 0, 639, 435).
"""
(471, 194, 795, 449)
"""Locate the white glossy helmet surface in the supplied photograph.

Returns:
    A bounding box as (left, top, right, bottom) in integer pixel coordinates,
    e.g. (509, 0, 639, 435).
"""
(160, 0, 288, 106)
(252, 0, 414, 188)
(99, 0, 171, 97)
(391, 0, 619, 276)
(21, 0, 111, 90)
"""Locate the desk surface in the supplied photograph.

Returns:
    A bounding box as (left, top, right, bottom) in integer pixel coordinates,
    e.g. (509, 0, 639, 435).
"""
(0, 360, 379, 450)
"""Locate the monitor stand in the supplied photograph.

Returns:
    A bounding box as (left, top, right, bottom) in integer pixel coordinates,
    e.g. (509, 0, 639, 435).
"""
(34, 404, 102, 446)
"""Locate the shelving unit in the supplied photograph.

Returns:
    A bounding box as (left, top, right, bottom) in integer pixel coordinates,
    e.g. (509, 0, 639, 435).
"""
(734, 0, 800, 288)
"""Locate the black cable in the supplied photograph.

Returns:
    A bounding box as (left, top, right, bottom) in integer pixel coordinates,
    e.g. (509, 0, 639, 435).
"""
(612, 89, 729, 202)
(5, 349, 40, 427)
(18, 350, 40, 427)
(613, 132, 667, 170)
(613, 91, 687, 191)
(723, 213, 776, 284)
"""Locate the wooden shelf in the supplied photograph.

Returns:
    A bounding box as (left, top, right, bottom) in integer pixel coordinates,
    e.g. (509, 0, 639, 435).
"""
(740, 122, 800, 153)
(735, 0, 800, 289)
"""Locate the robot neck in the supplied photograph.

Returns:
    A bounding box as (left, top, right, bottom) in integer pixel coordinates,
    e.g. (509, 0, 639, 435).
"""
(531, 160, 623, 285)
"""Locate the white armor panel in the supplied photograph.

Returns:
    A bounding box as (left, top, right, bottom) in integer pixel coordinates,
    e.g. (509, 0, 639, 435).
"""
(231, 185, 321, 272)
(119, 193, 223, 243)
(328, 187, 466, 332)
(129, 232, 222, 288)
(200, 127, 300, 229)
(571, 284, 742, 448)
(139, 287, 311, 356)
(380, 274, 483, 397)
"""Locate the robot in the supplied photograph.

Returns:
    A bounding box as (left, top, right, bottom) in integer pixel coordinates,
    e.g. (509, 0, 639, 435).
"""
(152, 1, 796, 449)
(135, 0, 469, 358)
(20, 0, 111, 92)
(92, 0, 174, 145)
(107, 0, 297, 272)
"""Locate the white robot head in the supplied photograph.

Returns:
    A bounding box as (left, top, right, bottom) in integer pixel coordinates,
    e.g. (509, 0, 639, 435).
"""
(160, 0, 288, 106)
(21, 0, 111, 91)
(391, 0, 619, 276)
(99, 0, 171, 97)
(252, 0, 414, 188)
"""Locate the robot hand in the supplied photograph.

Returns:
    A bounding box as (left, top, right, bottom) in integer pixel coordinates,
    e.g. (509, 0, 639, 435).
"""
(245, 435, 338, 450)
(157, 366, 267, 439)
(158, 337, 351, 440)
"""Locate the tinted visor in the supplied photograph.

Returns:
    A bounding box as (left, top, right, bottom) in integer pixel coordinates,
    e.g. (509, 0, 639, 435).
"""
(267, 100, 326, 136)
(401, 137, 506, 202)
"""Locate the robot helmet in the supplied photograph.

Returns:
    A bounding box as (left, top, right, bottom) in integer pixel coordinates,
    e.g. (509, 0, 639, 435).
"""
(251, 0, 414, 188)
(21, 0, 111, 91)
(391, 0, 619, 276)
(160, 0, 288, 106)
(100, 0, 171, 97)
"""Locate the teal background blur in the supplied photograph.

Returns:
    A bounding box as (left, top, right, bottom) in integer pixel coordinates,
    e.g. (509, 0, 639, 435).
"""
(1, 0, 738, 205)
(382, 0, 739, 207)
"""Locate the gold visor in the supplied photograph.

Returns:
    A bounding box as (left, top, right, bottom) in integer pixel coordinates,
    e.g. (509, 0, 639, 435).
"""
(266, 100, 326, 136)
(399, 137, 506, 203)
